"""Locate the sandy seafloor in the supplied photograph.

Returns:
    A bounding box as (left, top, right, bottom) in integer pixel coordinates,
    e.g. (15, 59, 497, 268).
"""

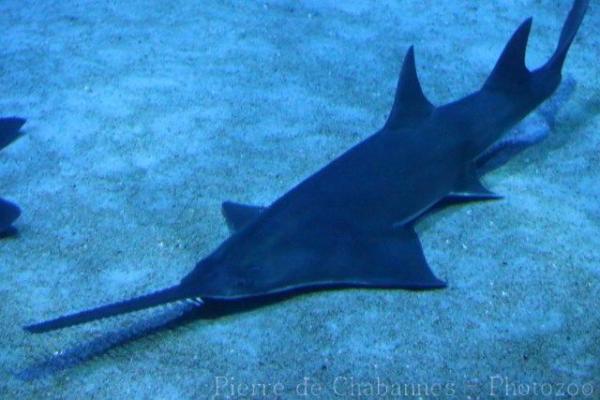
(0, 0, 599, 398)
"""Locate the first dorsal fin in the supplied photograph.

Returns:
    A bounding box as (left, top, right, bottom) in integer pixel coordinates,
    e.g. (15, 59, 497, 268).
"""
(484, 18, 533, 91)
(384, 46, 434, 130)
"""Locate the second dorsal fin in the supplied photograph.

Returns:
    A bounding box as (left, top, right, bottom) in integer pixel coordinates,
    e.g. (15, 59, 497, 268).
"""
(384, 46, 434, 130)
(483, 18, 533, 91)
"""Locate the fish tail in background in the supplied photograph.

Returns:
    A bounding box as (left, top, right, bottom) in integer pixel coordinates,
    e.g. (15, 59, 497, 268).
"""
(0, 117, 26, 234)
(0, 117, 25, 150)
(0, 198, 21, 233)
(24, 284, 197, 333)
(17, 300, 203, 381)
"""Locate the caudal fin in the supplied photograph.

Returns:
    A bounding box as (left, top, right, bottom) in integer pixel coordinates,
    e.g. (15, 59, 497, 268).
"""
(543, 0, 590, 75)
(484, 0, 589, 92)
(24, 284, 195, 333)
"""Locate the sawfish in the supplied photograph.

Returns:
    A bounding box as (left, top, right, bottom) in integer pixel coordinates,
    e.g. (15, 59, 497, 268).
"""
(0, 117, 25, 237)
(25, 0, 589, 336)
(18, 82, 577, 380)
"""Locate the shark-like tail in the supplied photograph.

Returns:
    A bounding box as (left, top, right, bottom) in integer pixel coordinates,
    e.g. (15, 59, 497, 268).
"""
(543, 0, 589, 75)
(24, 284, 198, 333)
(484, 0, 589, 94)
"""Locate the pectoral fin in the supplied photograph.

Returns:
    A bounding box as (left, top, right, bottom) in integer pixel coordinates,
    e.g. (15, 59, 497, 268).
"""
(302, 226, 446, 290)
(362, 227, 446, 289)
(204, 224, 447, 299)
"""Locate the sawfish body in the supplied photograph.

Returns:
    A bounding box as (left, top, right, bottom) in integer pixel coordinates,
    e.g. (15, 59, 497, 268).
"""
(25, 0, 589, 334)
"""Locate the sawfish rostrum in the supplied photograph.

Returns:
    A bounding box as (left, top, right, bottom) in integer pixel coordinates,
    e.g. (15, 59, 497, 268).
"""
(25, 0, 589, 333)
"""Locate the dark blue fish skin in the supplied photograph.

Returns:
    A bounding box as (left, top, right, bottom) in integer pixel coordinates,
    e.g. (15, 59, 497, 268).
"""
(476, 77, 576, 174)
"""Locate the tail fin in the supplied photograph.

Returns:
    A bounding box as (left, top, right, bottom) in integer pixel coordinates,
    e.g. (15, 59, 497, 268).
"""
(24, 284, 195, 333)
(484, 0, 589, 92)
(542, 0, 590, 75)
